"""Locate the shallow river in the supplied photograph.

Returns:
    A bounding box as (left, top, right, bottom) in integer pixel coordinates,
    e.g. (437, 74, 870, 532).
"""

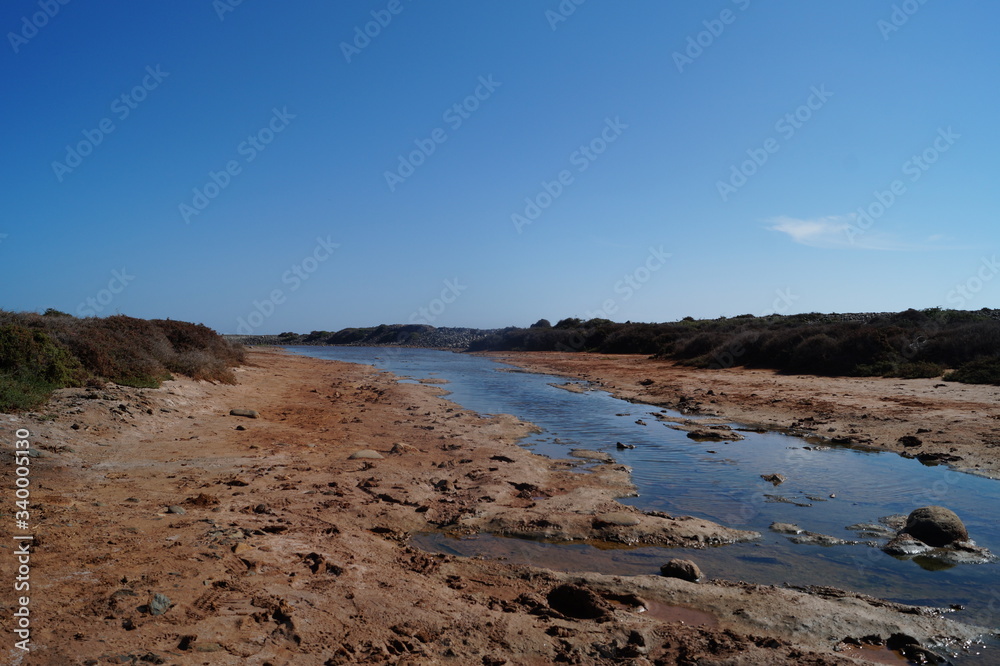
(287, 346, 1000, 655)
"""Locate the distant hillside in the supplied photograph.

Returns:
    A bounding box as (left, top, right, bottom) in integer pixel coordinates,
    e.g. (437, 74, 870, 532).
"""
(227, 324, 500, 349)
(237, 309, 1000, 385)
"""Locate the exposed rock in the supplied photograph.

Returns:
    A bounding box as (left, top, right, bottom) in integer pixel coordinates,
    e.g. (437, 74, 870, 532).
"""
(789, 531, 853, 546)
(898, 435, 922, 448)
(760, 473, 786, 486)
(845, 523, 896, 539)
(389, 442, 418, 455)
(349, 449, 385, 460)
(769, 522, 803, 535)
(615, 442, 635, 450)
(879, 514, 908, 531)
(686, 429, 744, 442)
(904, 506, 968, 547)
(914, 451, 963, 465)
(592, 512, 641, 527)
(569, 449, 614, 463)
(229, 408, 259, 418)
(148, 593, 171, 616)
(883, 533, 933, 557)
(660, 558, 703, 582)
(546, 583, 612, 620)
(166, 505, 186, 515)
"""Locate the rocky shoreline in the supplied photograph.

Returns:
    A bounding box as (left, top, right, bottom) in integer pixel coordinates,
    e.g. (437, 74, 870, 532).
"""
(1, 348, 995, 664)
(492, 351, 1000, 480)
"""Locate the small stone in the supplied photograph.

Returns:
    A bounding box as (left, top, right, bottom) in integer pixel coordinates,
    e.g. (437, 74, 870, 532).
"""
(148, 593, 171, 616)
(660, 558, 702, 582)
(235, 425, 247, 431)
(761, 473, 786, 486)
(349, 449, 384, 460)
(390, 442, 418, 455)
(233, 543, 255, 556)
(616, 442, 636, 450)
(194, 642, 224, 652)
(229, 408, 259, 419)
(167, 505, 186, 515)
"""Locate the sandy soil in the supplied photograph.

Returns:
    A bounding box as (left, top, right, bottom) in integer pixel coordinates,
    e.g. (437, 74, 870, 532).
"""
(490, 352, 1000, 479)
(0, 349, 993, 664)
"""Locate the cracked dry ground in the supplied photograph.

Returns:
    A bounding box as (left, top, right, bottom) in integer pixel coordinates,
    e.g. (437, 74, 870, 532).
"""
(0, 349, 986, 665)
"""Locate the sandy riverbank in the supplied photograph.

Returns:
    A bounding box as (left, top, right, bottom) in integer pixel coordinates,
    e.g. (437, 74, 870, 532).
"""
(490, 352, 1000, 479)
(0, 348, 992, 664)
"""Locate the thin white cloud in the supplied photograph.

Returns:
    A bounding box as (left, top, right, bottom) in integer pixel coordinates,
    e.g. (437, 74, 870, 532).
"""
(766, 214, 950, 251)
(768, 215, 852, 248)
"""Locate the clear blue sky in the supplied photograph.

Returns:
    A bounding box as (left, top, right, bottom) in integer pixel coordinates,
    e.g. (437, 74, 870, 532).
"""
(2, 1, 997, 333)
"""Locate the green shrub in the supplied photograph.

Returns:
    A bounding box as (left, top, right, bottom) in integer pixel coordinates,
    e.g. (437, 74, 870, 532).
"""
(0, 324, 85, 411)
(0, 312, 245, 412)
(944, 357, 1000, 385)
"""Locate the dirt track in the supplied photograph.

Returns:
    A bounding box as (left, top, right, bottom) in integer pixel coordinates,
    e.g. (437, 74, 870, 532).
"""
(0, 349, 992, 664)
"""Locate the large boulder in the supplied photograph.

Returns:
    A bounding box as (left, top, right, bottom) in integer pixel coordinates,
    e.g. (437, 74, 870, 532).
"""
(660, 559, 703, 582)
(904, 506, 968, 547)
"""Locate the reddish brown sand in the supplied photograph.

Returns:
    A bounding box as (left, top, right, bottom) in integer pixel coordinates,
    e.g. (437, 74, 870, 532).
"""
(0, 349, 990, 664)
(492, 352, 1000, 479)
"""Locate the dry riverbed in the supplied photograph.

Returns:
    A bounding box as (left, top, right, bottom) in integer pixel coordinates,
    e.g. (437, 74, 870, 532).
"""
(0, 349, 994, 664)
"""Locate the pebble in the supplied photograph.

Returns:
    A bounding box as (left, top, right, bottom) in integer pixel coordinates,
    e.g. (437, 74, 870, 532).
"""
(349, 450, 384, 460)
(148, 593, 171, 616)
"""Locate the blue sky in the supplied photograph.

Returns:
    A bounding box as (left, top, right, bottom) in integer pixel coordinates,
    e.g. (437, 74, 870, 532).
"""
(2, 1, 997, 333)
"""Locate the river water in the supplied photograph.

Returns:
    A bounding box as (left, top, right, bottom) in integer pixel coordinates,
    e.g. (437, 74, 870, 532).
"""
(287, 346, 1000, 655)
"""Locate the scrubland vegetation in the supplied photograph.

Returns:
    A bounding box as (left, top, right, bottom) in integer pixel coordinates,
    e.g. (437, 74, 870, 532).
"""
(468, 309, 1000, 385)
(0, 310, 245, 412)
